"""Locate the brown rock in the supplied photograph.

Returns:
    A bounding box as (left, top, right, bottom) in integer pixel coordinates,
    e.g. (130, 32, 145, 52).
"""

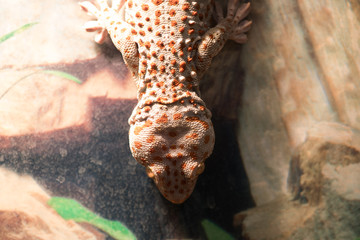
(237, 0, 360, 205)
(0, 168, 104, 240)
(236, 122, 360, 239)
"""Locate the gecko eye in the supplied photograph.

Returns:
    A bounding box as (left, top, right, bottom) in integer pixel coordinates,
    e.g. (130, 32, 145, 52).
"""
(190, 163, 205, 180)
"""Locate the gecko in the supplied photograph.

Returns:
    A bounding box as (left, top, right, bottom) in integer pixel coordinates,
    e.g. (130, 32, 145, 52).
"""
(80, 0, 251, 204)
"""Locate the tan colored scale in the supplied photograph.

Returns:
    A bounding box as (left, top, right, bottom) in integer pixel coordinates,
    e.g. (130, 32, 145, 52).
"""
(80, 0, 252, 203)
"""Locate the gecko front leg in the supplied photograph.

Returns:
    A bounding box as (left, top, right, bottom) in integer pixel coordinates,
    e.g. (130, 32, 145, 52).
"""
(80, 0, 140, 80)
(196, 0, 252, 78)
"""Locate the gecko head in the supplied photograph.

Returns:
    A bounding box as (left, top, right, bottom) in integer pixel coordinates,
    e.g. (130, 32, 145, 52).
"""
(145, 156, 206, 204)
(128, 105, 215, 203)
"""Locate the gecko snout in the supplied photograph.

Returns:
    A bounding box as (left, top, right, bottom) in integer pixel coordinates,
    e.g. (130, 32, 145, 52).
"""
(146, 158, 206, 204)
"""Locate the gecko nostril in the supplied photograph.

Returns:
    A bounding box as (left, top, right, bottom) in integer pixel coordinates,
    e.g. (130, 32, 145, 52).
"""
(168, 131, 177, 137)
(146, 166, 155, 178)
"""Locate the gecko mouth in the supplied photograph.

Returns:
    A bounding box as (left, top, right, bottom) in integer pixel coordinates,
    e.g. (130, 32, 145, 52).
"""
(146, 162, 205, 204)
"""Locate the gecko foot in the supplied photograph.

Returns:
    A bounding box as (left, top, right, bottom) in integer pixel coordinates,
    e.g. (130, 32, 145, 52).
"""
(215, 0, 252, 43)
(79, 0, 125, 44)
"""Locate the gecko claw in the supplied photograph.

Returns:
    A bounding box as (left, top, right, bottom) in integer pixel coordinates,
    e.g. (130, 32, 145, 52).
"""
(225, 1, 252, 43)
(83, 20, 103, 32)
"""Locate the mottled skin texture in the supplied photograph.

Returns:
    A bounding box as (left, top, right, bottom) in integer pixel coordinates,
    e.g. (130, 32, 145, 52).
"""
(80, 0, 251, 203)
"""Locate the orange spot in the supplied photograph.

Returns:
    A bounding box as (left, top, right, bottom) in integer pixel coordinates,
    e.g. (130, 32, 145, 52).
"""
(151, 0, 163, 5)
(142, 4, 149, 11)
(179, 27, 185, 33)
(155, 10, 161, 17)
(188, 29, 195, 35)
(138, 23, 144, 27)
(147, 135, 155, 143)
(169, 0, 179, 5)
(156, 113, 168, 124)
(155, 18, 160, 25)
(144, 106, 151, 112)
(169, 9, 176, 16)
(134, 120, 153, 135)
(128, 0, 133, 8)
(135, 12, 141, 18)
(179, 61, 186, 68)
(169, 40, 175, 48)
(186, 133, 199, 139)
(181, 16, 187, 21)
(139, 30, 145, 36)
(171, 20, 177, 26)
(150, 62, 157, 69)
(182, 3, 190, 10)
(159, 54, 165, 61)
(131, 29, 137, 35)
(160, 65, 166, 73)
(171, 59, 177, 65)
(181, 162, 187, 170)
(134, 141, 142, 149)
(156, 81, 164, 87)
(172, 79, 179, 86)
(173, 113, 182, 120)
(156, 41, 165, 49)
(204, 135, 210, 144)
(177, 153, 183, 158)
(144, 41, 151, 49)
(185, 117, 209, 130)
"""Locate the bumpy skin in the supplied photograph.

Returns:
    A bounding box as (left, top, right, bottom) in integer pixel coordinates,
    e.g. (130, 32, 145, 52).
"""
(80, 0, 251, 203)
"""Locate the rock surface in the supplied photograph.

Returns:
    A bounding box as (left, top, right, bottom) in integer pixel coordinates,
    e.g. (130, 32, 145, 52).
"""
(238, 0, 360, 205)
(235, 122, 360, 239)
(0, 167, 104, 240)
(234, 0, 360, 238)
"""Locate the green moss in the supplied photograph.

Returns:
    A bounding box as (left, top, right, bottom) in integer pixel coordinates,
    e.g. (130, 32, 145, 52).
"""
(0, 22, 39, 43)
(48, 197, 136, 240)
(201, 219, 235, 240)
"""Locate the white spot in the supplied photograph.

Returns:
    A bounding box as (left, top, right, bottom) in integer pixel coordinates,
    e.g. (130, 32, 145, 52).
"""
(185, 38, 191, 44)
(179, 76, 185, 81)
(189, 20, 195, 25)
(177, 38, 184, 45)
(191, 71, 197, 78)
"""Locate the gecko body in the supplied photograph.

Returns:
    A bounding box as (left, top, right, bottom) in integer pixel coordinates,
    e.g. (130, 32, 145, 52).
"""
(80, 0, 251, 203)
